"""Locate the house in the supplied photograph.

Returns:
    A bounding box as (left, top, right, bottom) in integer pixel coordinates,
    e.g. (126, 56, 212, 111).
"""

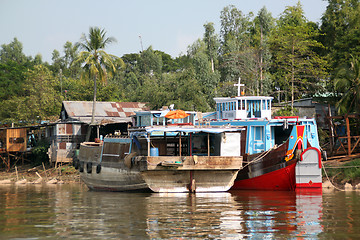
(47, 101, 148, 165)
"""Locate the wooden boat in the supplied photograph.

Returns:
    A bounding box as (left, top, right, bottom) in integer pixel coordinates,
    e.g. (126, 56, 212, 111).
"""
(77, 138, 148, 192)
(130, 126, 243, 192)
(78, 125, 243, 193)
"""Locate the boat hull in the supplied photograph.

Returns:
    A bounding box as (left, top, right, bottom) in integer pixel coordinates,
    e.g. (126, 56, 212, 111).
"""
(80, 163, 148, 192)
(141, 169, 239, 193)
(231, 160, 297, 191)
(78, 142, 149, 192)
(231, 140, 299, 191)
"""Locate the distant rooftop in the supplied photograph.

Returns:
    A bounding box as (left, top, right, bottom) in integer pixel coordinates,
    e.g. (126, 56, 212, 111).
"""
(61, 101, 149, 125)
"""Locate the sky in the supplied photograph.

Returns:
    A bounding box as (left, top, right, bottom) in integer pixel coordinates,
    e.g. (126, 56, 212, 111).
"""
(0, 0, 329, 63)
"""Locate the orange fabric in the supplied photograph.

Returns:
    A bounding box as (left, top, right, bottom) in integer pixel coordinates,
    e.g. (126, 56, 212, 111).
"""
(165, 110, 190, 119)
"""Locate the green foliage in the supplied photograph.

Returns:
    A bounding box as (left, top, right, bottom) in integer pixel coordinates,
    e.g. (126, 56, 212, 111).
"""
(324, 159, 360, 184)
(31, 139, 50, 165)
(0, 38, 28, 64)
(9, 1, 360, 125)
(269, 2, 327, 112)
(334, 55, 360, 114)
(273, 106, 297, 116)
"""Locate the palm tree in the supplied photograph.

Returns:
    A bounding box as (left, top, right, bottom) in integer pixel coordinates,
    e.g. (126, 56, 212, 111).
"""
(75, 27, 121, 141)
(335, 55, 360, 114)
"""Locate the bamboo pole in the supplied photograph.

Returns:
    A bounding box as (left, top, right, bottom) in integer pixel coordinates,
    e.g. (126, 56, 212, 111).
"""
(42, 162, 48, 181)
(15, 166, 19, 181)
(346, 115, 351, 156)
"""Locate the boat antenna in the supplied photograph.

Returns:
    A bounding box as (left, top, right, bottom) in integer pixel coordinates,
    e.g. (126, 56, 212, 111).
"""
(234, 77, 244, 96)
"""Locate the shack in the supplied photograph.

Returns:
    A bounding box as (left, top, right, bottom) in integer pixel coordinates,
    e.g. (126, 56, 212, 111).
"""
(47, 101, 148, 165)
(0, 126, 33, 171)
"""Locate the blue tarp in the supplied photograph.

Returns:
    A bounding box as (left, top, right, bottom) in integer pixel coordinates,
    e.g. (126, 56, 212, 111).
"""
(144, 126, 244, 134)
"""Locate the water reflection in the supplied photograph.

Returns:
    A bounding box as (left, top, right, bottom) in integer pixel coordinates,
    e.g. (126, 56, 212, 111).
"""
(1, 185, 359, 239)
(143, 190, 323, 239)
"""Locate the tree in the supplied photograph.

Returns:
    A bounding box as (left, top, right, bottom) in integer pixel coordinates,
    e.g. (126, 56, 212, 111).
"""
(138, 46, 162, 77)
(334, 55, 360, 114)
(203, 22, 220, 72)
(219, 5, 257, 95)
(188, 39, 220, 106)
(74, 27, 122, 140)
(0, 38, 28, 64)
(320, 0, 360, 69)
(0, 65, 61, 124)
(251, 7, 274, 95)
(269, 2, 327, 112)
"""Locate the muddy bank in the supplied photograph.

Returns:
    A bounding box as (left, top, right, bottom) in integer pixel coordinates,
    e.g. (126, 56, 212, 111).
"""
(0, 164, 82, 185)
(1, 161, 359, 191)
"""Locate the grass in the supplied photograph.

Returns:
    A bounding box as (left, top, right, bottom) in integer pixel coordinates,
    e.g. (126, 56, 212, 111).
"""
(323, 158, 360, 185)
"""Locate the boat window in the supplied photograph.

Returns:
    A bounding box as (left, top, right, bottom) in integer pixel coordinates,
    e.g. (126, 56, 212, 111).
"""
(102, 142, 130, 162)
(9, 137, 24, 144)
(273, 125, 293, 145)
(254, 126, 263, 141)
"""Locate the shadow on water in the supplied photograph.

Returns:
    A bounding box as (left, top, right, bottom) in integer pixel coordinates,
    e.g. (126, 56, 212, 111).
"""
(0, 185, 359, 239)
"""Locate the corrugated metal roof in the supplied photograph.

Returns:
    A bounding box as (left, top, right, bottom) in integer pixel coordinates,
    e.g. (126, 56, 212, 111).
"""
(62, 101, 149, 125)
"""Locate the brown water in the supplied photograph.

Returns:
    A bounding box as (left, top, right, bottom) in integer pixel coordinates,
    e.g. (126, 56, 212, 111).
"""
(0, 184, 359, 239)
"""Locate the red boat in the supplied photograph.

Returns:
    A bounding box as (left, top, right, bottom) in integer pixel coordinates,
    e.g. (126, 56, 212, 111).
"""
(208, 86, 323, 191)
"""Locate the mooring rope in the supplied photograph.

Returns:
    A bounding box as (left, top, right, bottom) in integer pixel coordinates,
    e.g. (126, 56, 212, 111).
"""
(242, 145, 278, 169)
(321, 157, 346, 191)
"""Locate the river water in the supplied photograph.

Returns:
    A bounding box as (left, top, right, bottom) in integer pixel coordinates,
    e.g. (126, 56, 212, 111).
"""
(0, 184, 359, 239)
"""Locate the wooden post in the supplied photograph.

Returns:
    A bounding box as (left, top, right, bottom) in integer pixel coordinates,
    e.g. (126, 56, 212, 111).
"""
(346, 115, 351, 156)
(328, 104, 334, 154)
(147, 133, 151, 156)
(189, 133, 192, 156)
(179, 132, 182, 157)
(207, 133, 210, 157)
(164, 132, 167, 155)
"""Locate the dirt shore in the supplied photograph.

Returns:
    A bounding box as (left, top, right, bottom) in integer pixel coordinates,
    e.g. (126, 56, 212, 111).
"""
(1, 161, 359, 190)
(0, 164, 81, 184)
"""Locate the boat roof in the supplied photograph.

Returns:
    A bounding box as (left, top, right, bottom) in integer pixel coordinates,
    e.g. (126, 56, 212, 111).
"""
(214, 96, 273, 102)
(143, 126, 244, 134)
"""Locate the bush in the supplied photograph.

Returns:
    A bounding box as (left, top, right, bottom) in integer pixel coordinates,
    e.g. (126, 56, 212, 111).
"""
(323, 159, 360, 184)
(31, 139, 50, 166)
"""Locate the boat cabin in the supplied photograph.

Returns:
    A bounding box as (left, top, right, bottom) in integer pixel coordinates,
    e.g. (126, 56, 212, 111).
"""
(209, 95, 320, 156)
(214, 96, 273, 120)
(128, 126, 243, 158)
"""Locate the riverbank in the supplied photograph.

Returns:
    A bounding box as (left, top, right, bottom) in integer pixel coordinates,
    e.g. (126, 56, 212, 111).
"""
(1, 160, 360, 190)
(0, 163, 81, 185)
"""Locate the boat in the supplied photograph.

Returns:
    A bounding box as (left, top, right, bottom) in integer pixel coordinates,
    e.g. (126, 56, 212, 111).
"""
(130, 126, 243, 193)
(77, 138, 148, 192)
(201, 81, 322, 191)
(77, 118, 244, 193)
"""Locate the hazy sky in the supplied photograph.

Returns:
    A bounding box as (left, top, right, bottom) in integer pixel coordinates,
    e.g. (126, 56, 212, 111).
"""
(0, 0, 328, 63)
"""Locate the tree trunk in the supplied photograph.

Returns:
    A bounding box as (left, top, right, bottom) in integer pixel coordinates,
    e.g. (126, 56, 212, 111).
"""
(85, 76, 97, 142)
(211, 57, 214, 73)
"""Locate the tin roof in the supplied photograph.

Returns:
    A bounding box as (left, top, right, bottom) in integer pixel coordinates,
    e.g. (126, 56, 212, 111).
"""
(61, 101, 149, 125)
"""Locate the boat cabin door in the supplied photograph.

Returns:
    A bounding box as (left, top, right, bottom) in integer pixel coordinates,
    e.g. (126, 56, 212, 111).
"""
(251, 126, 265, 154)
